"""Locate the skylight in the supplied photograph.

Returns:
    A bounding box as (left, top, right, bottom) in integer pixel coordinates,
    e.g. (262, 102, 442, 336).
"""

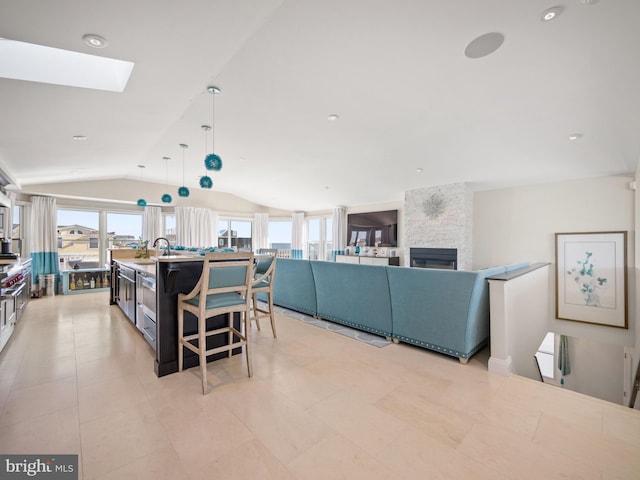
(0, 38, 134, 92)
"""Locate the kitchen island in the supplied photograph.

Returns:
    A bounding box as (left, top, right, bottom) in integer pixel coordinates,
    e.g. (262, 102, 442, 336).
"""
(110, 251, 241, 377)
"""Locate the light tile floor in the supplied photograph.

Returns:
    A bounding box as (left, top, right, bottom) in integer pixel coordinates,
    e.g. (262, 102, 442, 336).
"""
(0, 292, 639, 479)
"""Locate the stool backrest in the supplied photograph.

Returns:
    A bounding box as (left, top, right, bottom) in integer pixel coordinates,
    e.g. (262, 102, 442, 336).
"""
(199, 251, 254, 299)
(255, 255, 276, 276)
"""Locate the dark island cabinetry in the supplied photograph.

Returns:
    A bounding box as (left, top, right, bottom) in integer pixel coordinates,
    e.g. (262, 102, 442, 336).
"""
(110, 253, 240, 378)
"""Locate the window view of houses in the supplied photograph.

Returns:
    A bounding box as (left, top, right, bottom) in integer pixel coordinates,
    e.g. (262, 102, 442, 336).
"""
(9, 205, 332, 268)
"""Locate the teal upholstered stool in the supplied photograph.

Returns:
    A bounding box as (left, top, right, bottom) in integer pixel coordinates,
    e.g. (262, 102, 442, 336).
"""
(177, 251, 254, 394)
(251, 253, 278, 338)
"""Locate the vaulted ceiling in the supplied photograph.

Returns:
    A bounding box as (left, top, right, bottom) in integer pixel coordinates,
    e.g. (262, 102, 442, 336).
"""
(1, 0, 638, 212)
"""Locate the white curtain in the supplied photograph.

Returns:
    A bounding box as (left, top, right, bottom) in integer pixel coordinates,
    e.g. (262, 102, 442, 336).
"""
(175, 206, 217, 247)
(143, 206, 162, 244)
(331, 206, 347, 261)
(254, 213, 269, 252)
(291, 212, 304, 259)
(30, 196, 59, 285)
(2, 191, 15, 241)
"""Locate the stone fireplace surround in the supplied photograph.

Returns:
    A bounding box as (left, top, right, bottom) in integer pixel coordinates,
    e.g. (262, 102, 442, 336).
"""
(404, 183, 473, 270)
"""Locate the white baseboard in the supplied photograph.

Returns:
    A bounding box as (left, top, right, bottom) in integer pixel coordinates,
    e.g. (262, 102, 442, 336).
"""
(488, 355, 513, 376)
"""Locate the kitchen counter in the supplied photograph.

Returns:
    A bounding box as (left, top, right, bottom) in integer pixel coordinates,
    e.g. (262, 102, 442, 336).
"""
(154, 255, 202, 262)
(116, 259, 157, 277)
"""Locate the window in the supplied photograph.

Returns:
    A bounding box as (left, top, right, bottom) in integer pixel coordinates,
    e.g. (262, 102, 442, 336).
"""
(217, 219, 252, 251)
(269, 220, 291, 257)
(306, 216, 333, 261)
(308, 218, 320, 260)
(325, 217, 333, 261)
(57, 209, 100, 270)
(534, 332, 556, 382)
(107, 212, 143, 249)
(164, 214, 176, 245)
(11, 204, 23, 257)
(56, 208, 143, 270)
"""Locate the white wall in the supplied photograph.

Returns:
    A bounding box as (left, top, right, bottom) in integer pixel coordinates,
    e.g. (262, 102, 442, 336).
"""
(563, 335, 625, 404)
(16, 179, 292, 217)
(474, 175, 636, 349)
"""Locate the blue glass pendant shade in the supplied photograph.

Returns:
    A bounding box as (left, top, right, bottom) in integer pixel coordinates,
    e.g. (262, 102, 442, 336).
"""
(161, 193, 172, 203)
(204, 153, 223, 171)
(137, 198, 147, 207)
(178, 186, 190, 197)
(200, 176, 213, 189)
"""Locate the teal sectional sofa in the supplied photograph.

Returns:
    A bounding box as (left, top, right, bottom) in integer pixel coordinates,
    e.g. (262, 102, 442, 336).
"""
(272, 258, 527, 362)
(310, 261, 393, 338)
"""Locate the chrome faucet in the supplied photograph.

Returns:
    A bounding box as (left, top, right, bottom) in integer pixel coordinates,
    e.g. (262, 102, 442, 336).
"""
(153, 237, 171, 256)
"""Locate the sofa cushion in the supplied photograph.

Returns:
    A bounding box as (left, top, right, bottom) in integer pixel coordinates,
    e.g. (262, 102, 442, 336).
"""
(310, 261, 393, 337)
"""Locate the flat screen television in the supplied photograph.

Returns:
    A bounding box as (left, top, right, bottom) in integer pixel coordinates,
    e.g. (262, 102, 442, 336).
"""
(347, 210, 398, 247)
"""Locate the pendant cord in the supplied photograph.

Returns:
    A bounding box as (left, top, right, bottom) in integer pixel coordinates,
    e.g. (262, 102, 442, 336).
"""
(164, 157, 169, 186)
(204, 128, 208, 175)
(180, 144, 187, 185)
(211, 92, 216, 153)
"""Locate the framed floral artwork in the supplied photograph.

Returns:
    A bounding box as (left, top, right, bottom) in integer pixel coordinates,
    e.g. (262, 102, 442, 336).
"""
(555, 231, 627, 328)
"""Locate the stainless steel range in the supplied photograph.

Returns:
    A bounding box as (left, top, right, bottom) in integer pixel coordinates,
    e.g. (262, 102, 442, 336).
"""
(0, 259, 31, 353)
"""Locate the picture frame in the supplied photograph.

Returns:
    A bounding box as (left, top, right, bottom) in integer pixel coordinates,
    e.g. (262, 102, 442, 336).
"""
(555, 231, 627, 328)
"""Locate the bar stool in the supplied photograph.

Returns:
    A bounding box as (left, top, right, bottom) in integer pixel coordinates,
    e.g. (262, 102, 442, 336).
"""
(250, 253, 277, 337)
(177, 251, 254, 394)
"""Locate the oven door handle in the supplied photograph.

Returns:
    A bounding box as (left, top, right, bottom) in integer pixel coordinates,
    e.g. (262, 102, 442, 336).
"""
(2, 284, 23, 298)
(140, 276, 156, 291)
(118, 273, 135, 283)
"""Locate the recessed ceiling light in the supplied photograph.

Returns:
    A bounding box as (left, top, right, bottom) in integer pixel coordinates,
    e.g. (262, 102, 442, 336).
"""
(416, 168, 423, 173)
(464, 32, 505, 59)
(569, 133, 583, 140)
(541, 6, 564, 22)
(328, 114, 339, 121)
(82, 34, 107, 48)
(580, 0, 600, 5)
(72, 135, 87, 140)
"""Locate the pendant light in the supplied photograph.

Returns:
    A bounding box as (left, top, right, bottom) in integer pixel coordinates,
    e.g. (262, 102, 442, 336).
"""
(204, 86, 223, 171)
(199, 125, 213, 189)
(161, 156, 172, 203)
(178, 144, 190, 197)
(136, 165, 147, 207)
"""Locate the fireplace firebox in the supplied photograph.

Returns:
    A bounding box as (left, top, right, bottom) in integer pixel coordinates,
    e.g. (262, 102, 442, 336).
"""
(410, 248, 457, 270)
